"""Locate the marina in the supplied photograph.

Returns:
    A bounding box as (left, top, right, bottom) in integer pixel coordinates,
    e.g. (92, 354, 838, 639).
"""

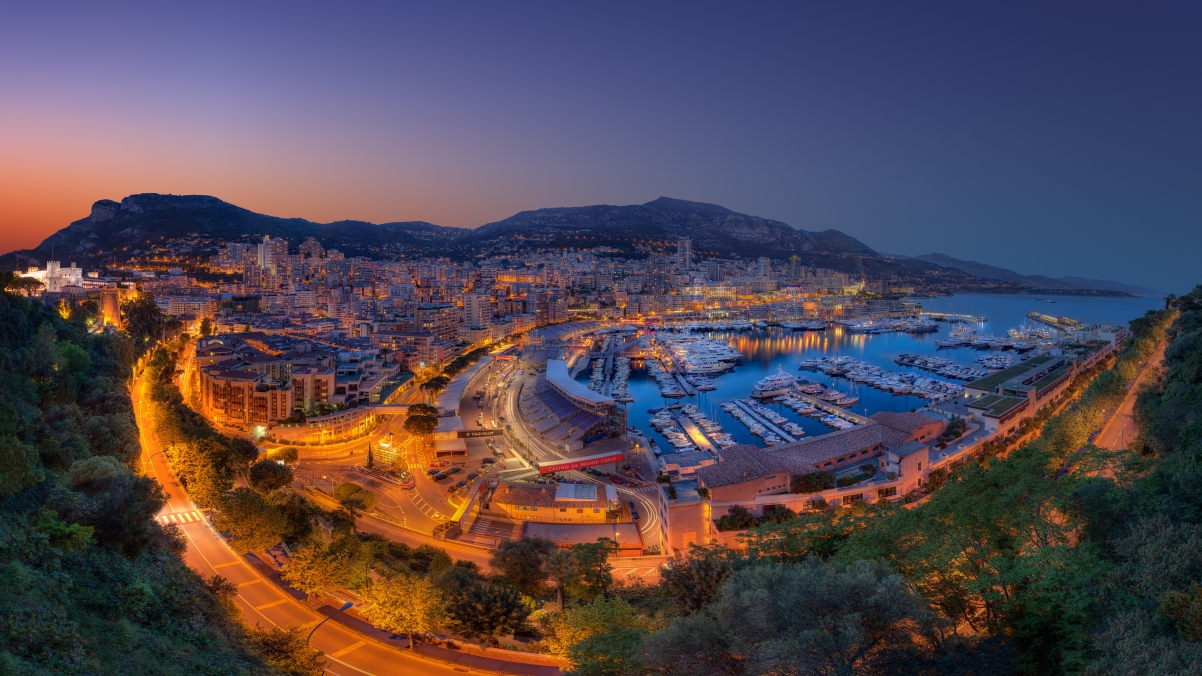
(583, 293, 1163, 451)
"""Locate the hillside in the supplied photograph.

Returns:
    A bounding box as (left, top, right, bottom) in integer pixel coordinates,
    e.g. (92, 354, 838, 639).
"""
(0, 193, 467, 269)
(0, 194, 1154, 295)
(453, 196, 880, 260)
(905, 253, 1159, 295)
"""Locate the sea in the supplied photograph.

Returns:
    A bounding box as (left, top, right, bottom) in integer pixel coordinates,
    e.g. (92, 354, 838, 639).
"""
(578, 293, 1166, 449)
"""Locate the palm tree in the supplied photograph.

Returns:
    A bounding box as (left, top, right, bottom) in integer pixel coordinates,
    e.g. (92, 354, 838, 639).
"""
(542, 549, 576, 613)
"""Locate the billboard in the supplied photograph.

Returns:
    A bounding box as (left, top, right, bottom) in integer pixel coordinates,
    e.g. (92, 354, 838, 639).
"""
(537, 451, 623, 475)
(458, 429, 503, 438)
(493, 355, 517, 361)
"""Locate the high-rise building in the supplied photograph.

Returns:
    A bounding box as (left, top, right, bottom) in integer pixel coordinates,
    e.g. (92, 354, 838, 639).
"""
(416, 303, 458, 341)
(463, 292, 491, 328)
(788, 255, 802, 279)
(757, 256, 771, 277)
(257, 236, 288, 270)
(299, 237, 325, 260)
(704, 260, 723, 282)
(676, 237, 692, 270)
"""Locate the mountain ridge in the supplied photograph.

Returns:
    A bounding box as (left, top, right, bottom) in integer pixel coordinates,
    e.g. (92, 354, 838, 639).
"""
(0, 193, 1155, 295)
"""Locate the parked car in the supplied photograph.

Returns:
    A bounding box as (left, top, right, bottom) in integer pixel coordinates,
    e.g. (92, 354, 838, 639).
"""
(631, 510, 640, 521)
(467, 472, 479, 480)
(447, 466, 462, 474)
(451, 480, 467, 490)
(426, 468, 440, 476)
(433, 472, 448, 481)
(480, 457, 497, 464)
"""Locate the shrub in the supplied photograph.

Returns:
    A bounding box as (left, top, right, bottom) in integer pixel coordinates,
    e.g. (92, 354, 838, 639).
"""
(791, 471, 835, 494)
(715, 505, 759, 531)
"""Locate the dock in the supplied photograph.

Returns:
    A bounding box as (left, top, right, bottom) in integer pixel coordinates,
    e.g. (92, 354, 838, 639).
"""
(791, 393, 871, 425)
(671, 412, 715, 451)
(732, 400, 797, 443)
(923, 312, 987, 323)
(1027, 311, 1083, 331)
(673, 373, 697, 396)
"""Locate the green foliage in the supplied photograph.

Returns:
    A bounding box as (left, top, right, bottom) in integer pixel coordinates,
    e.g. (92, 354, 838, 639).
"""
(248, 458, 294, 493)
(567, 538, 618, 602)
(266, 446, 299, 464)
(244, 625, 326, 676)
(282, 542, 353, 597)
(546, 596, 652, 666)
(332, 482, 377, 515)
(444, 579, 530, 644)
(212, 488, 287, 554)
(490, 536, 558, 597)
(0, 291, 278, 674)
(790, 470, 835, 493)
(402, 413, 438, 437)
(713, 504, 759, 531)
(359, 575, 445, 648)
(642, 558, 970, 676)
(1160, 583, 1202, 642)
(660, 544, 733, 617)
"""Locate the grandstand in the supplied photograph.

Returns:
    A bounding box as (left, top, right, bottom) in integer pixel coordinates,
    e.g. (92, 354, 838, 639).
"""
(520, 377, 608, 448)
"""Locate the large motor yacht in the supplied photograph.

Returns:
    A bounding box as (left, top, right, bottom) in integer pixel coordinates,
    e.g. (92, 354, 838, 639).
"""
(751, 367, 798, 399)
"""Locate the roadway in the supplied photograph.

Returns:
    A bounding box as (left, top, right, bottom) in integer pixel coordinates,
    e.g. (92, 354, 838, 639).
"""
(1096, 337, 1168, 452)
(133, 371, 469, 676)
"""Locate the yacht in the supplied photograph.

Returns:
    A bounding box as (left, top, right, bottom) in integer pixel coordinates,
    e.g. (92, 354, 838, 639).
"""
(752, 367, 798, 399)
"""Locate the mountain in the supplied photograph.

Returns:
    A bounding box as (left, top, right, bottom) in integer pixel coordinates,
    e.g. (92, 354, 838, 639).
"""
(0, 193, 467, 269)
(904, 253, 1161, 295)
(456, 196, 880, 260)
(1054, 276, 1162, 297)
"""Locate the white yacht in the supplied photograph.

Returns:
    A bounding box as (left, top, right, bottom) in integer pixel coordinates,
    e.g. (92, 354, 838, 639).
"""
(751, 367, 798, 399)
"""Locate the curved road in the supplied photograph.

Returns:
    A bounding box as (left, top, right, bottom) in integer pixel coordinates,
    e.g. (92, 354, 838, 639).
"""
(134, 371, 469, 676)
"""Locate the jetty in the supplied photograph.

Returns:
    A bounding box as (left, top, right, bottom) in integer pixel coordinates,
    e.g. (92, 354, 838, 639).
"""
(1027, 311, 1083, 331)
(673, 373, 697, 396)
(671, 412, 715, 451)
(791, 392, 872, 425)
(923, 312, 987, 323)
(732, 400, 797, 443)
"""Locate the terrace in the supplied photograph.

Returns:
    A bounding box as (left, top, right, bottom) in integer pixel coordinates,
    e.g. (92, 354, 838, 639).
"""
(966, 356, 1052, 394)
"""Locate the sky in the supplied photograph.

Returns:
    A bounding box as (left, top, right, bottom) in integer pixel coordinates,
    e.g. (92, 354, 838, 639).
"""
(1, 2, 1198, 292)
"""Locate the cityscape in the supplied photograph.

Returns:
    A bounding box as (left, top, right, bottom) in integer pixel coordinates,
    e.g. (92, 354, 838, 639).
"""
(1, 4, 1200, 676)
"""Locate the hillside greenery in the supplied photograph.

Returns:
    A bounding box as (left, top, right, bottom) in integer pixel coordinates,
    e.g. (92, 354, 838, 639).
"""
(0, 288, 294, 674)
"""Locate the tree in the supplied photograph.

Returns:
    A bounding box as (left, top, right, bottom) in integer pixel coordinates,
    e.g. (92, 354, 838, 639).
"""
(568, 538, 619, 602)
(408, 403, 439, 417)
(642, 558, 946, 676)
(282, 543, 352, 598)
(212, 488, 287, 554)
(248, 459, 294, 493)
(121, 293, 167, 344)
(714, 504, 759, 531)
(365, 444, 374, 469)
(567, 626, 648, 676)
(198, 318, 213, 336)
(333, 483, 377, 520)
(359, 575, 445, 649)
(403, 413, 438, 439)
(660, 545, 733, 617)
(244, 625, 325, 676)
(445, 581, 530, 644)
(546, 597, 650, 666)
(543, 549, 577, 613)
(0, 434, 43, 498)
(267, 446, 299, 464)
(490, 536, 558, 597)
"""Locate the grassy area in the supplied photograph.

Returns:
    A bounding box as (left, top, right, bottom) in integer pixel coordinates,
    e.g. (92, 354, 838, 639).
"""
(1031, 365, 1072, 394)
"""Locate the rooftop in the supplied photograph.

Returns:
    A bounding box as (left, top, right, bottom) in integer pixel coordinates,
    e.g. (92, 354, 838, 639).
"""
(545, 359, 613, 406)
(965, 356, 1053, 393)
(697, 445, 815, 488)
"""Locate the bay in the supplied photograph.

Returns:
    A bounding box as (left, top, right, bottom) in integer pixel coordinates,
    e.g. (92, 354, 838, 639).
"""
(585, 293, 1165, 450)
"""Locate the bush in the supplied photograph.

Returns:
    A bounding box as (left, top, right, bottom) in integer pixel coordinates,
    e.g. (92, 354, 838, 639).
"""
(715, 505, 759, 531)
(791, 471, 835, 494)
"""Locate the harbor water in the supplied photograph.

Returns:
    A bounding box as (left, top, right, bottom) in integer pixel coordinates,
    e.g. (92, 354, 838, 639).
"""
(582, 293, 1165, 450)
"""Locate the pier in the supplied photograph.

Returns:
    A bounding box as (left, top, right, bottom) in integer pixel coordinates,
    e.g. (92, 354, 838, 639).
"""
(923, 312, 987, 323)
(671, 412, 715, 451)
(790, 393, 871, 425)
(732, 400, 797, 443)
(1027, 311, 1083, 331)
(673, 373, 697, 396)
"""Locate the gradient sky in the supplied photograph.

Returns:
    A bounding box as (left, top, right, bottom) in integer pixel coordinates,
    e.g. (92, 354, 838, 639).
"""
(2, 2, 1198, 292)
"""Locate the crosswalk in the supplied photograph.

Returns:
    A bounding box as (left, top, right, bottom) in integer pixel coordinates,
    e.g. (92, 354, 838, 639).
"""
(156, 510, 205, 525)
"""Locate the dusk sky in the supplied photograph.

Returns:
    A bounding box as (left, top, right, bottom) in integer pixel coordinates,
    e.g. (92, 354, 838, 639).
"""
(2, 2, 1198, 292)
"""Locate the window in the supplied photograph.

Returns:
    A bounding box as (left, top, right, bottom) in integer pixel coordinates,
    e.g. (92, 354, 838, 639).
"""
(845, 494, 865, 504)
(560, 508, 566, 512)
(917, 462, 922, 471)
(878, 487, 897, 498)
(577, 508, 583, 513)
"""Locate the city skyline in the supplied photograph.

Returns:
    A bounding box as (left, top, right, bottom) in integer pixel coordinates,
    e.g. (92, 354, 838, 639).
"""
(3, 2, 1200, 292)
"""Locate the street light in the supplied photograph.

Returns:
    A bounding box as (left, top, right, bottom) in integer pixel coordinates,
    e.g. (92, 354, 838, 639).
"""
(307, 601, 354, 645)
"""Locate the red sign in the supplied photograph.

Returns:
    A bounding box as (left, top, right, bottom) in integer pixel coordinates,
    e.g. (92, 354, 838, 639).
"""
(537, 451, 623, 475)
(493, 355, 516, 361)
